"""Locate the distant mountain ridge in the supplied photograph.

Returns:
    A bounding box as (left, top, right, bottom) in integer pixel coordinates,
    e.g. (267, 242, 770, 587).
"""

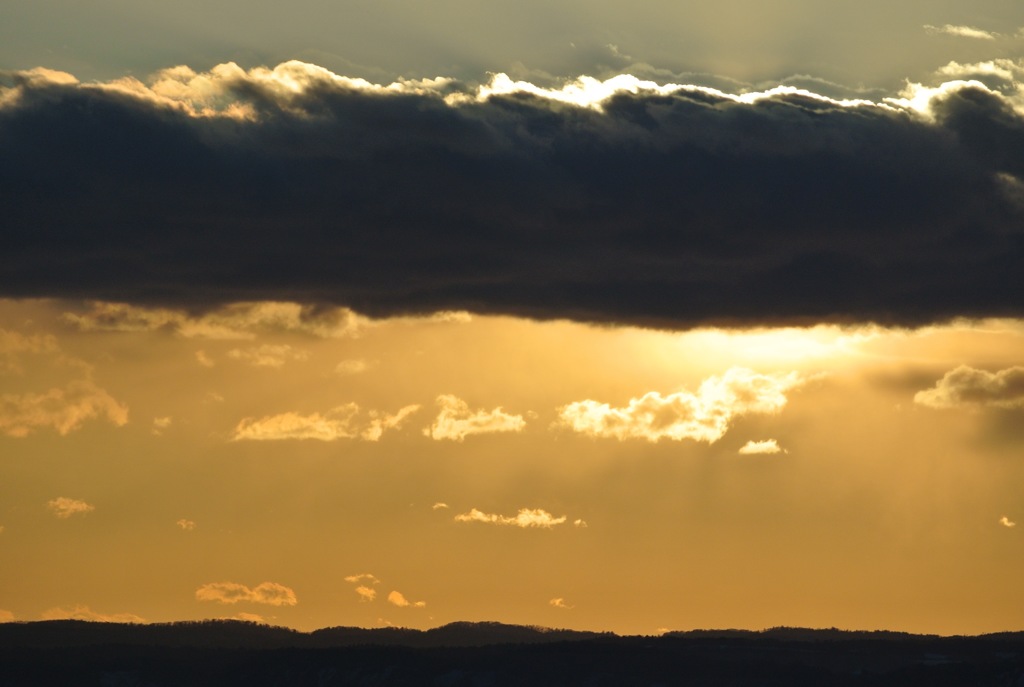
(3, 621, 1024, 686)
(1, 618, 1021, 649)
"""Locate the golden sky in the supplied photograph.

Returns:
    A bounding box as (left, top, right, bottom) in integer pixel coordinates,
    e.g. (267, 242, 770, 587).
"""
(4, 0, 1024, 637)
(2, 299, 1023, 634)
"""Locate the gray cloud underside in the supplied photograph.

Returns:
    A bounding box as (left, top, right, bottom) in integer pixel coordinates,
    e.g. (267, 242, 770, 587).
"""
(2, 71, 1023, 328)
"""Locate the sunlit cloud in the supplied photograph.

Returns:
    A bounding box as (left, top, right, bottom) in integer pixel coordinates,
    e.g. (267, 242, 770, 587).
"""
(454, 507, 567, 529)
(227, 344, 309, 368)
(355, 586, 377, 602)
(63, 301, 366, 339)
(573, 519, 588, 528)
(425, 395, 526, 441)
(195, 350, 216, 368)
(738, 439, 785, 455)
(557, 368, 801, 443)
(1, 380, 128, 437)
(195, 581, 297, 606)
(41, 605, 145, 623)
(1001, 516, 1017, 528)
(47, 497, 94, 519)
(232, 403, 419, 441)
(344, 573, 381, 585)
(924, 24, 998, 40)
(549, 598, 574, 609)
(176, 518, 196, 531)
(432, 502, 450, 510)
(387, 590, 426, 608)
(914, 365, 1024, 410)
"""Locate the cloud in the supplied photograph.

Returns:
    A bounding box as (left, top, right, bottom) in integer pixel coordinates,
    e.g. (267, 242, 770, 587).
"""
(426, 395, 526, 441)
(454, 507, 568, 528)
(41, 605, 145, 623)
(354, 586, 377, 602)
(47, 497, 94, 519)
(924, 24, 999, 40)
(387, 590, 425, 608)
(549, 598, 574, 609)
(232, 403, 419, 441)
(738, 439, 785, 455)
(176, 518, 196, 531)
(0, 380, 128, 437)
(0, 609, 13, 622)
(152, 416, 172, 435)
(557, 368, 800, 443)
(573, 518, 588, 528)
(344, 573, 381, 585)
(914, 366, 1024, 410)
(432, 502, 450, 510)
(195, 350, 216, 367)
(195, 581, 297, 606)
(226, 344, 309, 368)
(5, 63, 1024, 328)
(62, 301, 365, 339)
(1000, 516, 1017, 528)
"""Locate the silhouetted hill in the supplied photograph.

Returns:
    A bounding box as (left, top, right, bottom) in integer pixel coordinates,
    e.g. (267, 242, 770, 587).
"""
(2, 621, 1024, 686)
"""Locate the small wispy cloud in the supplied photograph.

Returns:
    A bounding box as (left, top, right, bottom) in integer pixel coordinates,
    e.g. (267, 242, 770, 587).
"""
(738, 439, 784, 455)
(432, 502, 450, 510)
(227, 344, 309, 368)
(549, 597, 574, 609)
(1000, 516, 1017, 528)
(232, 403, 419, 441)
(176, 518, 196, 531)
(355, 586, 377, 602)
(1, 380, 128, 438)
(344, 573, 381, 585)
(455, 507, 567, 529)
(425, 395, 526, 441)
(195, 581, 297, 606)
(47, 497, 94, 519)
(924, 24, 998, 40)
(387, 590, 426, 608)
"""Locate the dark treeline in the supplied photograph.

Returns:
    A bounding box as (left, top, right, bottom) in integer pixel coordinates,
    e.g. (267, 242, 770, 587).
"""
(2, 620, 1024, 686)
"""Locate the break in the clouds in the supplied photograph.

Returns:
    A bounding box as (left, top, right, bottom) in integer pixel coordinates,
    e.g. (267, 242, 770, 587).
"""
(557, 368, 799, 443)
(47, 497, 94, 519)
(4, 63, 1024, 328)
(425, 395, 526, 441)
(454, 508, 568, 529)
(232, 403, 420, 441)
(195, 581, 297, 606)
(914, 365, 1024, 409)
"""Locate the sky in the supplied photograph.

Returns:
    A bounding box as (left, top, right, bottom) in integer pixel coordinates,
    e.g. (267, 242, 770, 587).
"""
(2, 0, 1024, 635)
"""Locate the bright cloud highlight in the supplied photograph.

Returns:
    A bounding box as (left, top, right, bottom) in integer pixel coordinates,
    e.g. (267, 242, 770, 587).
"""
(232, 403, 419, 441)
(557, 368, 800, 443)
(387, 591, 426, 608)
(426, 395, 526, 441)
(454, 508, 568, 528)
(738, 439, 785, 455)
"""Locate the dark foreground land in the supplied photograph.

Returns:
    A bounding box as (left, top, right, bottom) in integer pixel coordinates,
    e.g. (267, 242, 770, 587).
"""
(2, 620, 1024, 686)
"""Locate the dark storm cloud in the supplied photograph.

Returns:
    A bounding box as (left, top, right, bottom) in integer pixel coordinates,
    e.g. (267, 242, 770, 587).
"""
(2, 64, 1023, 328)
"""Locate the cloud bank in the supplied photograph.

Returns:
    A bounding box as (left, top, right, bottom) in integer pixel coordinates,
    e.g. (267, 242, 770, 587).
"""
(4, 62, 1024, 327)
